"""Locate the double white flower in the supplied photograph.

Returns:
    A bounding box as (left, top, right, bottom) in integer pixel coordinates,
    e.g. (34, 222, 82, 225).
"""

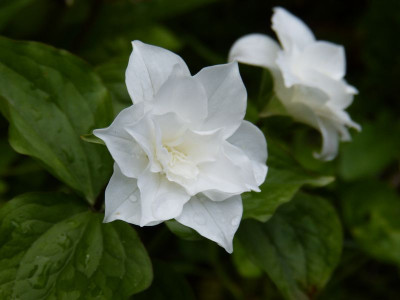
(229, 7, 360, 160)
(94, 41, 268, 252)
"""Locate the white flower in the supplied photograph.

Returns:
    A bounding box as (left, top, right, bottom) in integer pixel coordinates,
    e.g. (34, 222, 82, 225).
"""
(228, 7, 360, 160)
(94, 41, 268, 253)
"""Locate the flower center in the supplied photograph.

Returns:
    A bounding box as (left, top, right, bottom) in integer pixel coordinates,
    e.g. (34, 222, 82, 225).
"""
(159, 144, 199, 181)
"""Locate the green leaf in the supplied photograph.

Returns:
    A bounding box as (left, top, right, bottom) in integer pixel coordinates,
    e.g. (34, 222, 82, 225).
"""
(232, 239, 262, 278)
(339, 120, 400, 181)
(134, 261, 195, 300)
(237, 193, 343, 300)
(0, 192, 153, 299)
(0, 37, 113, 204)
(165, 220, 201, 241)
(341, 180, 400, 265)
(95, 56, 131, 115)
(243, 140, 334, 222)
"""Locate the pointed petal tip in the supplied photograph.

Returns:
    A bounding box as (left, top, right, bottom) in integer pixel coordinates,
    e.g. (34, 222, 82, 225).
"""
(224, 243, 234, 254)
(313, 151, 336, 162)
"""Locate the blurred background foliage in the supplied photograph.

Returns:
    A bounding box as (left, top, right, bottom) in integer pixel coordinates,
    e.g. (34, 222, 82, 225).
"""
(0, 0, 399, 299)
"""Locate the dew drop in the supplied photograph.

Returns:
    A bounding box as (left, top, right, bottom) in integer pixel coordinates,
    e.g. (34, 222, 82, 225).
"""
(29, 256, 51, 289)
(231, 216, 241, 227)
(57, 233, 72, 249)
(84, 254, 91, 269)
(129, 193, 137, 202)
(194, 213, 206, 225)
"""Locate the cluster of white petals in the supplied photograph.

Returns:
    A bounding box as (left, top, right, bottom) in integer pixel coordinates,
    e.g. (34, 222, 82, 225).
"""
(94, 41, 268, 252)
(229, 7, 360, 160)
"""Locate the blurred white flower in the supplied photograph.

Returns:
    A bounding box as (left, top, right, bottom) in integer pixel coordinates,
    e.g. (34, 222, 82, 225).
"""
(94, 41, 268, 253)
(229, 7, 360, 160)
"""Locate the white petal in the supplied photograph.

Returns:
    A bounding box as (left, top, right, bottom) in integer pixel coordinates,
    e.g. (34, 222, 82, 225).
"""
(126, 40, 190, 104)
(227, 121, 268, 185)
(272, 7, 315, 52)
(191, 144, 257, 196)
(137, 170, 190, 226)
(291, 84, 330, 109)
(293, 68, 354, 110)
(93, 104, 148, 178)
(176, 128, 223, 164)
(328, 109, 361, 132)
(194, 62, 247, 138)
(285, 98, 321, 129)
(124, 115, 163, 173)
(300, 41, 346, 80)
(276, 51, 303, 87)
(175, 194, 243, 253)
(153, 71, 208, 123)
(228, 33, 280, 69)
(313, 117, 340, 161)
(152, 112, 188, 144)
(104, 164, 142, 225)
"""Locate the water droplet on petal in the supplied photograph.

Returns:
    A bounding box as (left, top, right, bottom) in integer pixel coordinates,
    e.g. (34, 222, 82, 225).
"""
(129, 193, 137, 202)
(231, 216, 241, 227)
(194, 213, 206, 225)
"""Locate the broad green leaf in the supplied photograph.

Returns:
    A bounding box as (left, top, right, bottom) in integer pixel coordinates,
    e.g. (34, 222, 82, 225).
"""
(0, 138, 18, 175)
(95, 56, 131, 115)
(243, 140, 334, 222)
(0, 192, 153, 299)
(339, 120, 400, 181)
(232, 239, 262, 278)
(134, 261, 195, 300)
(0, 0, 35, 30)
(0, 37, 113, 204)
(237, 193, 343, 300)
(341, 180, 400, 265)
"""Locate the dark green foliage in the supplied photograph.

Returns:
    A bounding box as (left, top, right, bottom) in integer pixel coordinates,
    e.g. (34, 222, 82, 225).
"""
(0, 193, 152, 299)
(0, 0, 398, 299)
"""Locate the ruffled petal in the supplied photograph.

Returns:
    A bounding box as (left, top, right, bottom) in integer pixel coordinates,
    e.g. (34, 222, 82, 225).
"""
(153, 70, 208, 123)
(176, 128, 223, 164)
(93, 104, 148, 178)
(125, 115, 162, 173)
(175, 194, 243, 253)
(228, 33, 280, 69)
(299, 41, 346, 80)
(227, 121, 268, 185)
(104, 164, 142, 225)
(194, 62, 247, 138)
(294, 61, 355, 110)
(272, 7, 315, 52)
(191, 144, 258, 197)
(313, 117, 340, 161)
(126, 40, 190, 104)
(137, 170, 190, 226)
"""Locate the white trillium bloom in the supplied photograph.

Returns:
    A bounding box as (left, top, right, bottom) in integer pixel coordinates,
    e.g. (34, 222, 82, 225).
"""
(94, 41, 268, 253)
(228, 7, 361, 160)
